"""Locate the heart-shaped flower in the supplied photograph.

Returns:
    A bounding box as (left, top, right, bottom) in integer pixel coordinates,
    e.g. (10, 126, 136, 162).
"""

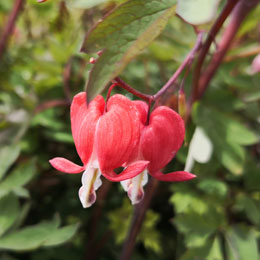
(50, 93, 148, 208)
(121, 101, 196, 204)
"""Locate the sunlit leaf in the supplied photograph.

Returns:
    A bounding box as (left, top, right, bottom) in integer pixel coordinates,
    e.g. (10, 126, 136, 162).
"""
(176, 0, 220, 25)
(226, 225, 258, 260)
(0, 218, 78, 251)
(81, 0, 177, 102)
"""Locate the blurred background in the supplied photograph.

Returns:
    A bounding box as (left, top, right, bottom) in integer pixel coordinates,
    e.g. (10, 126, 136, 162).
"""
(0, 0, 260, 259)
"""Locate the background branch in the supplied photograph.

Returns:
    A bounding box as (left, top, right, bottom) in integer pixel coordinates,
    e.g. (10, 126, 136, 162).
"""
(197, 0, 260, 98)
(119, 178, 159, 260)
(0, 0, 24, 60)
(191, 0, 239, 102)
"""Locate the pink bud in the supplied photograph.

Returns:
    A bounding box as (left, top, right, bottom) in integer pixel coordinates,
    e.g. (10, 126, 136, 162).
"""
(252, 54, 260, 74)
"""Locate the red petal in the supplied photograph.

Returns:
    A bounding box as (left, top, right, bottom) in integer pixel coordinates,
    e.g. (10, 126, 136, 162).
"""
(141, 106, 185, 173)
(49, 158, 84, 173)
(70, 93, 105, 164)
(97, 94, 141, 171)
(133, 100, 149, 125)
(101, 160, 149, 182)
(150, 171, 196, 182)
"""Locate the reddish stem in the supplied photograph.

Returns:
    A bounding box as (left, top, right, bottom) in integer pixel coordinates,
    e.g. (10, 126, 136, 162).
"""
(114, 32, 203, 104)
(34, 100, 70, 114)
(119, 178, 159, 260)
(63, 59, 73, 101)
(114, 77, 151, 102)
(191, 0, 239, 102)
(197, 0, 260, 99)
(153, 31, 203, 100)
(0, 0, 24, 60)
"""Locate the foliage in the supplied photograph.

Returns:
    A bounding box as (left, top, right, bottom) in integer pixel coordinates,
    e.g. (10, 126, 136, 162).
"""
(0, 0, 259, 259)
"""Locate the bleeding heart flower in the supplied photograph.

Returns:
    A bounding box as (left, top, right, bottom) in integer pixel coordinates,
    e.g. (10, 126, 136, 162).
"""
(121, 101, 196, 205)
(50, 93, 149, 208)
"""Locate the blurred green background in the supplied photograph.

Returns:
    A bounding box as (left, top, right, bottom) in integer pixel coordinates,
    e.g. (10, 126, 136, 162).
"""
(0, 0, 260, 259)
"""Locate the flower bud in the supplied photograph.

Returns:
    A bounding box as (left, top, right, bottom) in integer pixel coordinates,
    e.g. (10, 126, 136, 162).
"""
(251, 54, 260, 74)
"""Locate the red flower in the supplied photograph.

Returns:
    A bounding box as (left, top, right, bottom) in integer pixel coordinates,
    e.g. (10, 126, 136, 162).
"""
(50, 93, 148, 208)
(121, 101, 196, 204)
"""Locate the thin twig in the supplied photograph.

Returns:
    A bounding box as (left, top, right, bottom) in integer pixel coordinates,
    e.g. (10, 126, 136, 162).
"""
(191, 0, 239, 102)
(63, 59, 73, 101)
(114, 32, 203, 104)
(0, 0, 24, 60)
(85, 180, 113, 260)
(119, 178, 159, 260)
(114, 77, 151, 102)
(197, 0, 260, 99)
(224, 46, 260, 62)
(153, 31, 204, 100)
(34, 99, 70, 114)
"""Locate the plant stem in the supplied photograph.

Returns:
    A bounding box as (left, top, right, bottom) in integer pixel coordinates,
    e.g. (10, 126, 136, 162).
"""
(0, 0, 24, 60)
(63, 59, 73, 101)
(114, 77, 151, 102)
(119, 178, 159, 260)
(85, 180, 113, 260)
(34, 99, 70, 114)
(114, 32, 203, 103)
(153, 31, 203, 100)
(197, 0, 260, 99)
(191, 0, 239, 102)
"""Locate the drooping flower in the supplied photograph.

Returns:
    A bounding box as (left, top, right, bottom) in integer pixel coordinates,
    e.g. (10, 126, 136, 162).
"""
(121, 101, 196, 204)
(50, 93, 148, 208)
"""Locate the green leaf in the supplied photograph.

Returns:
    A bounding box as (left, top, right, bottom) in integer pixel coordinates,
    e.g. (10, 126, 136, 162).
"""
(43, 224, 79, 247)
(45, 131, 74, 144)
(225, 118, 258, 145)
(206, 235, 223, 260)
(226, 225, 259, 260)
(81, 0, 177, 102)
(0, 160, 37, 198)
(176, 0, 220, 25)
(180, 244, 211, 260)
(234, 194, 260, 226)
(0, 194, 20, 237)
(198, 178, 228, 198)
(66, 0, 110, 9)
(0, 145, 20, 181)
(0, 220, 58, 251)
(192, 103, 257, 175)
(0, 218, 78, 251)
(170, 191, 208, 214)
(108, 199, 161, 253)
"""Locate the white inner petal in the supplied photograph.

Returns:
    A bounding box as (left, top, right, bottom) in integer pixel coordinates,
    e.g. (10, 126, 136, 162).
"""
(122, 170, 148, 205)
(79, 167, 102, 208)
(120, 179, 130, 192)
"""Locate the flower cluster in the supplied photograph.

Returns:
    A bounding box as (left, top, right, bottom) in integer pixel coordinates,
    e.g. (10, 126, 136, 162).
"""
(50, 92, 195, 208)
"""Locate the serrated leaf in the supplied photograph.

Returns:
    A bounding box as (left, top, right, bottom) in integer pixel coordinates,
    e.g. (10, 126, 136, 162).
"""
(192, 103, 256, 175)
(226, 225, 258, 260)
(0, 145, 20, 181)
(234, 194, 260, 226)
(0, 194, 20, 237)
(81, 0, 177, 102)
(207, 236, 223, 260)
(176, 0, 220, 25)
